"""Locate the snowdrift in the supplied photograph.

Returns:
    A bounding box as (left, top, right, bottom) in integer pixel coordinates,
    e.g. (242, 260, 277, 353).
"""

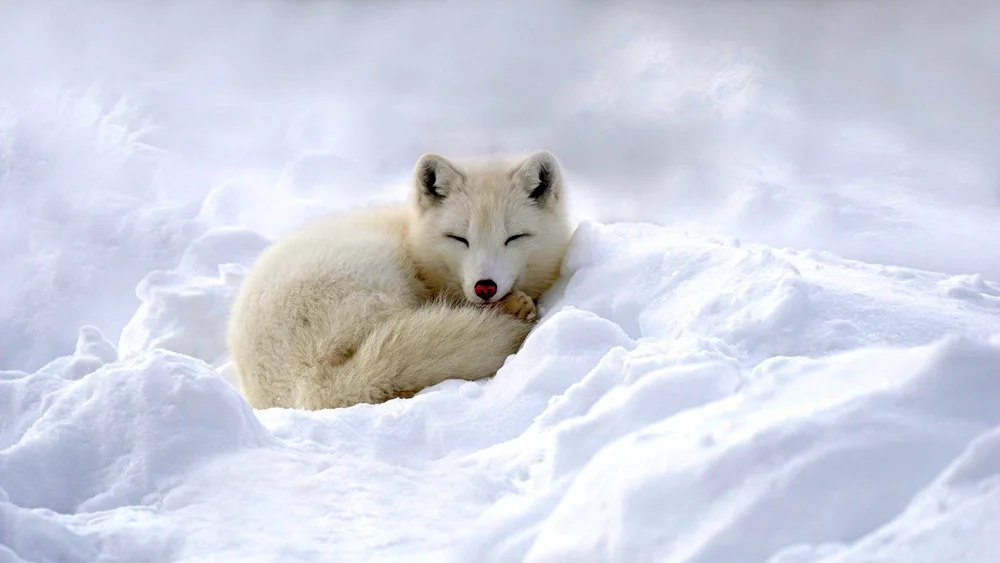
(3, 217, 999, 563)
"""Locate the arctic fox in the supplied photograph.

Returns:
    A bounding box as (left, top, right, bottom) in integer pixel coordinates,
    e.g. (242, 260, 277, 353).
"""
(227, 150, 573, 410)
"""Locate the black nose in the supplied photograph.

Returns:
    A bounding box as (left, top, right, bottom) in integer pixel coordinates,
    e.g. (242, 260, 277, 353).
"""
(474, 279, 497, 300)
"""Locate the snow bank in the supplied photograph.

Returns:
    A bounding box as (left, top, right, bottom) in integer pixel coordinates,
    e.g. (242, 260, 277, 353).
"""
(1, 345, 270, 562)
(5, 1, 1000, 560)
(3, 217, 999, 562)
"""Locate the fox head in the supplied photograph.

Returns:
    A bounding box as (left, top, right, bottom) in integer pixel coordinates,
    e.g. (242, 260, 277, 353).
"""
(407, 150, 573, 306)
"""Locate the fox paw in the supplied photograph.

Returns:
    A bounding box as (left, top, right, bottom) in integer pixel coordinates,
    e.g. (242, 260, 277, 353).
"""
(499, 290, 537, 322)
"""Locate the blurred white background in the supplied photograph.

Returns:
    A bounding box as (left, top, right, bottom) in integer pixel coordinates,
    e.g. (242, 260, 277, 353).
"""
(2, 0, 999, 371)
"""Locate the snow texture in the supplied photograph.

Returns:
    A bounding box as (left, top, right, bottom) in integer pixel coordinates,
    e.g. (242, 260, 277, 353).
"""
(3, 1, 1000, 562)
(2, 218, 999, 562)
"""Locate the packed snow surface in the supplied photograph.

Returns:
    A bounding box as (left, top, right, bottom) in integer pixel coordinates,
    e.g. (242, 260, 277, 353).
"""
(3, 215, 999, 562)
(4, 2, 1000, 562)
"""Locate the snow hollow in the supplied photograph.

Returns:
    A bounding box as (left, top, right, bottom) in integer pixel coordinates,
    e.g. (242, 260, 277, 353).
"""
(3, 2, 1000, 562)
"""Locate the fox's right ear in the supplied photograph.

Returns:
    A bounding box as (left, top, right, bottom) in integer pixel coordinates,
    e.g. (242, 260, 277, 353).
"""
(513, 150, 563, 210)
(414, 153, 463, 210)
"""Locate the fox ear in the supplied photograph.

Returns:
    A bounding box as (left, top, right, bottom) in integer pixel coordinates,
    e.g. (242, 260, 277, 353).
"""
(414, 153, 463, 210)
(514, 150, 562, 209)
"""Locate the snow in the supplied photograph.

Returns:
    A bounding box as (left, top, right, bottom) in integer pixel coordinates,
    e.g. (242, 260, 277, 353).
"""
(3, 1, 1000, 562)
(3, 221, 999, 562)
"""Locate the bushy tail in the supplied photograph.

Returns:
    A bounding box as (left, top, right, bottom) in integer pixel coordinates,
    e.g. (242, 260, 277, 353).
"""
(294, 302, 533, 409)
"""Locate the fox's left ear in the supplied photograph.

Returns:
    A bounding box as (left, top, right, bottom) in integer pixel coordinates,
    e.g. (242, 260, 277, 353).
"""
(414, 153, 464, 211)
(513, 150, 563, 209)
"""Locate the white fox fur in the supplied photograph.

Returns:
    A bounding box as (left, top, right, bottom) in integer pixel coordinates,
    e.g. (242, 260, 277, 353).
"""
(227, 150, 573, 410)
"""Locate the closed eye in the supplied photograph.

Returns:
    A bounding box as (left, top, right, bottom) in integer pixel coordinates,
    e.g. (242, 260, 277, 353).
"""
(446, 234, 469, 247)
(505, 233, 531, 245)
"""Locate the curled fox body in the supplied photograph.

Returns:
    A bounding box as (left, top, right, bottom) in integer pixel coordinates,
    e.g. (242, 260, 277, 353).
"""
(227, 151, 573, 410)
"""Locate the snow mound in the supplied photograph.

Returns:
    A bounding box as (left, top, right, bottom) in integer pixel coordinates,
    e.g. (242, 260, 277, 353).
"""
(500, 336, 1000, 563)
(118, 227, 268, 367)
(819, 424, 1000, 563)
(2, 220, 999, 562)
(1, 350, 270, 515)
